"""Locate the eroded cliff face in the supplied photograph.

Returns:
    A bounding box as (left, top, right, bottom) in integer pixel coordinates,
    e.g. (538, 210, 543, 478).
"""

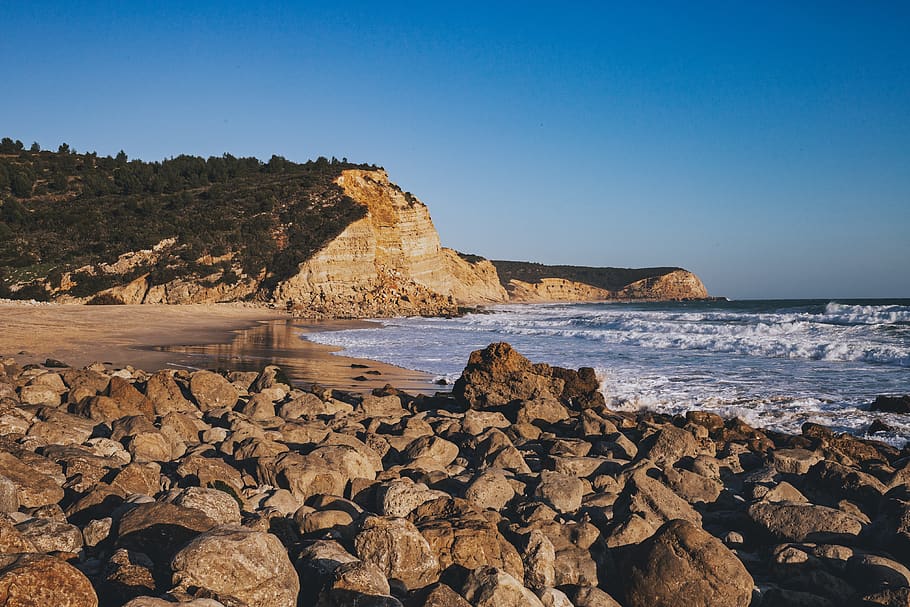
(273, 169, 508, 317)
(615, 269, 708, 300)
(37, 167, 707, 314)
(506, 278, 613, 303)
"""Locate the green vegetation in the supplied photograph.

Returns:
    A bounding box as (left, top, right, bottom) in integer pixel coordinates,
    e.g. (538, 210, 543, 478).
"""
(491, 260, 684, 292)
(0, 138, 374, 299)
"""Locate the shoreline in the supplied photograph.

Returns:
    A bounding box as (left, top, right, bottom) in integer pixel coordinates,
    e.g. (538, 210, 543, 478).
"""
(0, 302, 438, 395)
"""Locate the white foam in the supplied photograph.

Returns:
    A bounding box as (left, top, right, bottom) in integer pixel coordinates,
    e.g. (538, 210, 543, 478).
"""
(302, 300, 910, 446)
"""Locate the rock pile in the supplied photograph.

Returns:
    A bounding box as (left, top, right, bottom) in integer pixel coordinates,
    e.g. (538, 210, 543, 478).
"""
(0, 342, 908, 606)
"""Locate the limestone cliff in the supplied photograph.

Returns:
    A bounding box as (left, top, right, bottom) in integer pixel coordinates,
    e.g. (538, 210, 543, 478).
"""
(614, 269, 709, 300)
(273, 169, 507, 317)
(3, 143, 708, 314)
(493, 261, 709, 303)
(506, 278, 613, 303)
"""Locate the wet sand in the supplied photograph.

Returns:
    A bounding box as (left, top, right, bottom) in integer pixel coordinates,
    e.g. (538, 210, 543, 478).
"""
(0, 302, 439, 394)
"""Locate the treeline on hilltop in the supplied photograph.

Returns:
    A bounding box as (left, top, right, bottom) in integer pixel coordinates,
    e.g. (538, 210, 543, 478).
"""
(0, 137, 376, 300)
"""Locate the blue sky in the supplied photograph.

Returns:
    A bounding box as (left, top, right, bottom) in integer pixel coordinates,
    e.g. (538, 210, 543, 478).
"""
(2, 1, 908, 298)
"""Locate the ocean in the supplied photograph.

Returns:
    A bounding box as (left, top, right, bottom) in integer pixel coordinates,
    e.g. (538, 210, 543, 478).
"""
(304, 299, 910, 446)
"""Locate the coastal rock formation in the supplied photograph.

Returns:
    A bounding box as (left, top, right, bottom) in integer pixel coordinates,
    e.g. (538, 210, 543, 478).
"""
(3, 343, 908, 605)
(505, 278, 613, 303)
(2, 143, 709, 314)
(495, 261, 709, 302)
(615, 268, 709, 300)
(273, 169, 507, 316)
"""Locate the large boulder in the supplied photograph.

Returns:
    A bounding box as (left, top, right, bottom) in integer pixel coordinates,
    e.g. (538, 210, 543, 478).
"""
(453, 343, 564, 409)
(747, 501, 865, 543)
(354, 516, 440, 591)
(608, 467, 701, 546)
(171, 525, 299, 607)
(0, 451, 64, 508)
(462, 566, 545, 607)
(0, 553, 98, 607)
(116, 501, 217, 565)
(622, 519, 753, 607)
(870, 395, 910, 414)
(189, 370, 238, 412)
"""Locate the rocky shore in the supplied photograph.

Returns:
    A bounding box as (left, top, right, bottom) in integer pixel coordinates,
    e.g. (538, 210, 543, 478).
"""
(0, 343, 908, 606)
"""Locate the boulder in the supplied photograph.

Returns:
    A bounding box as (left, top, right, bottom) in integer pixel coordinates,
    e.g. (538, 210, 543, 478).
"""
(773, 448, 823, 475)
(354, 515, 440, 591)
(102, 548, 158, 604)
(517, 529, 555, 590)
(171, 526, 299, 607)
(464, 469, 515, 511)
(608, 467, 701, 546)
(107, 376, 155, 420)
(562, 585, 624, 607)
(638, 425, 699, 467)
(0, 451, 64, 507)
(453, 343, 564, 409)
(870, 395, 910, 414)
(416, 516, 524, 582)
(747, 501, 865, 543)
(461, 566, 545, 607)
(0, 517, 37, 554)
(551, 365, 606, 410)
(168, 486, 242, 525)
(622, 519, 753, 607)
(15, 517, 83, 553)
(534, 470, 585, 513)
(144, 370, 194, 415)
(0, 553, 98, 607)
(116, 501, 217, 565)
(403, 435, 460, 468)
(189, 370, 239, 411)
(377, 478, 448, 518)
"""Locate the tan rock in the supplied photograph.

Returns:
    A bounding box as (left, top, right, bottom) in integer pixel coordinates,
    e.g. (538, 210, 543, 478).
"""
(0, 553, 98, 607)
(189, 370, 238, 411)
(462, 566, 545, 607)
(354, 516, 440, 590)
(623, 519, 753, 607)
(171, 526, 299, 607)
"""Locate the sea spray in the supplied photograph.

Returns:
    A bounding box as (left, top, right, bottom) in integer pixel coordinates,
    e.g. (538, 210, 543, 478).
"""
(303, 299, 910, 445)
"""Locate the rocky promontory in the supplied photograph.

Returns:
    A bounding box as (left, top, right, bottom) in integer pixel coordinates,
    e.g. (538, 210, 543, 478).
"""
(1, 146, 710, 318)
(0, 343, 907, 606)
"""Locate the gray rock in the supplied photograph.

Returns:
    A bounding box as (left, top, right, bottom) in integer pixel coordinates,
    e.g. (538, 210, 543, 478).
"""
(748, 501, 865, 543)
(462, 565, 545, 607)
(534, 470, 585, 513)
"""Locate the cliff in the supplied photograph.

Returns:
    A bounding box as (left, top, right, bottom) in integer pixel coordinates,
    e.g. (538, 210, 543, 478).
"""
(0, 144, 708, 315)
(272, 169, 507, 317)
(494, 261, 709, 302)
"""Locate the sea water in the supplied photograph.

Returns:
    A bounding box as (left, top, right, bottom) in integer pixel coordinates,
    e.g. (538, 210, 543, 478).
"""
(303, 300, 910, 446)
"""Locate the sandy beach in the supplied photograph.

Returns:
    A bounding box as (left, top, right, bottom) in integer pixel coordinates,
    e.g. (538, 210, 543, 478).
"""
(0, 302, 437, 393)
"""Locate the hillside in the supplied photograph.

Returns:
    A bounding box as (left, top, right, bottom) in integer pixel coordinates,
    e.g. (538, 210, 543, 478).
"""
(493, 260, 709, 301)
(0, 138, 374, 304)
(0, 138, 709, 315)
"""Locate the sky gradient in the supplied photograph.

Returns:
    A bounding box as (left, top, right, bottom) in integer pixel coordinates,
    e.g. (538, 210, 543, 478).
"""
(2, 1, 908, 298)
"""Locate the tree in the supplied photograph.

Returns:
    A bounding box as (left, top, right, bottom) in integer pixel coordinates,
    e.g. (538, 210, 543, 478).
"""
(10, 170, 33, 197)
(29, 142, 40, 153)
(58, 143, 71, 154)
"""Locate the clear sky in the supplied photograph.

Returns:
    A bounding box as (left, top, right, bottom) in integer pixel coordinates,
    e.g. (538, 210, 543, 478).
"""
(2, 1, 908, 299)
